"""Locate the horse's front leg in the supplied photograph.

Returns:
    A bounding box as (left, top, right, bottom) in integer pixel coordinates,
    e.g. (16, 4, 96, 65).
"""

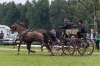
(13, 39, 18, 49)
(26, 42, 35, 54)
(18, 37, 23, 55)
(44, 42, 54, 56)
(13, 42, 16, 49)
(18, 42, 22, 55)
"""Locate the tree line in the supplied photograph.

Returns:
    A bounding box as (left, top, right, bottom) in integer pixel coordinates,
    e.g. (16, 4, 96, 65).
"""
(0, 0, 100, 32)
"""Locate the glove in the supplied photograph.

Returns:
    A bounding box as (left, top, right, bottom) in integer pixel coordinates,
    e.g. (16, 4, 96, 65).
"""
(58, 26, 61, 28)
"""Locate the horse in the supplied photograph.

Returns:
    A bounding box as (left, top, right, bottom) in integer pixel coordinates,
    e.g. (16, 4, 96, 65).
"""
(11, 23, 54, 55)
(15, 21, 52, 51)
(20, 21, 58, 50)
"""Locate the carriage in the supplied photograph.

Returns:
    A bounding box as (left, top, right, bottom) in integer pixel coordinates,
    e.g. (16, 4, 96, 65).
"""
(11, 22, 94, 56)
(50, 28, 95, 56)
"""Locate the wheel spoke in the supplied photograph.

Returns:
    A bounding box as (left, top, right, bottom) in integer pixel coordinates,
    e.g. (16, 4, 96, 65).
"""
(51, 42, 64, 56)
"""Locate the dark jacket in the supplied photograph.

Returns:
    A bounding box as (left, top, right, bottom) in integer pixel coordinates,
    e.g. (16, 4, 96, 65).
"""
(0, 33, 4, 39)
(78, 24, 87, 33)
(60, 22, 73, 29)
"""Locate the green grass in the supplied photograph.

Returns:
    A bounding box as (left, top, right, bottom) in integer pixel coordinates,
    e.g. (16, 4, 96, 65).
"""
(0, 45, 100, 66)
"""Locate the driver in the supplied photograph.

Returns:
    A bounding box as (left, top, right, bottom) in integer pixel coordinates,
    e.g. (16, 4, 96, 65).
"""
(58, 18, 73, 38)
(58, 18, 73, 29)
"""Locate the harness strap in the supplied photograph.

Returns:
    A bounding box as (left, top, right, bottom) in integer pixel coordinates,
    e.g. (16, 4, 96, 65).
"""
(19, 29, 30, 37)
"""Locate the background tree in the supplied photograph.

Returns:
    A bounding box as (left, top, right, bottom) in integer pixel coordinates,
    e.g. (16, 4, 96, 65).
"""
(50, 0, 67, 29)
(2, 1, 19, 26)
(0, 0, 100, 31)
(78, 0, 100, 31)
(29, 0, 50, 29)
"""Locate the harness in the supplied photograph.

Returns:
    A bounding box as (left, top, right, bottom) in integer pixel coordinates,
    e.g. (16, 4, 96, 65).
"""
(18, 29, 30, 41)
(20, 29, 30, 36)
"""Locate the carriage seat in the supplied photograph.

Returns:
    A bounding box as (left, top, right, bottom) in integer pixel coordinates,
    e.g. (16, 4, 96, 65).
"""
(66, 29, 79, 35)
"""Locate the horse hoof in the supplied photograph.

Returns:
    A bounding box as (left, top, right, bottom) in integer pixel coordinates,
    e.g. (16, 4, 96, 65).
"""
(48, 50, 51, 52)
(17, 52, 20, 55)
(28, 53, 30, 55)
(50, 54, 54, 56)
(41, 49, 43, 51)
(13, 47, 15, 49)
(31, 50, 36, 53)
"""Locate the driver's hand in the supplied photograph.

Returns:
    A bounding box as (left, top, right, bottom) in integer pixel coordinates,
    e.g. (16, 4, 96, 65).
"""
(58, 26, 61, 28)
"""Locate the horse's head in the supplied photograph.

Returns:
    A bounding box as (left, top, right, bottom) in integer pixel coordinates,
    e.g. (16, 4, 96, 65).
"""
(11, 22, 23, 32)
(11, 22, 17, 31)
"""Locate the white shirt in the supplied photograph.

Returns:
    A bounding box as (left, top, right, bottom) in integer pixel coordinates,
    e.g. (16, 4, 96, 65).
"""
(90, 33, 93, 39)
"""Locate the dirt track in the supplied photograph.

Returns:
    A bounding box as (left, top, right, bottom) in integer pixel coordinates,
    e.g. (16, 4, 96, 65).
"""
(0, 48, 100, 55)
(92, 52, 100, 55)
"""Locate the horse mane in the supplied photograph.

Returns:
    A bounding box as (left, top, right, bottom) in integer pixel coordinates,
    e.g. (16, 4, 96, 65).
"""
(21, 21, 28, 29)
(19, 23, 22, 26)
(24, 23, 28, 29)
(16, 23, 24, 28)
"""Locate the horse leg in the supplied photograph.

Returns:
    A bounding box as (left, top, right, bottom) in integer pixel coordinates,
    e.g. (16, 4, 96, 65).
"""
(18, 36, 23, 55)
(13, 42, 16, 49)
(26, 42, 35, 54)
(13, 39, 18, 49)
(44, 41, 54, 56)
(39, 38, 54, 55)
(41, 43, 44, 51)
(18, 42, 21, 55)
(26, 43, 31, 54)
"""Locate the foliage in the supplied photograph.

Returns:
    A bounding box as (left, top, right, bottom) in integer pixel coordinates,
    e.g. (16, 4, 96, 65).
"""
(0, 0, 100, 31)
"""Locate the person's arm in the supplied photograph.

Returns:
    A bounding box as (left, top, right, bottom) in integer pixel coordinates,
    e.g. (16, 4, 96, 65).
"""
(60, 23, 68, 29)
(98, 34, 100, 40)
(0, 34, 3, 36)
(95, 34, 99, 41)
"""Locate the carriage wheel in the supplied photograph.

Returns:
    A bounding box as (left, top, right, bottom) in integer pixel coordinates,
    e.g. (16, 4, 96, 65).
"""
(67, 39, 75, 55)
(51, 41, 64, 56)
(68, 39, 86, 55)
(83, 39, 94, 55)
(63, 44, 69, 55)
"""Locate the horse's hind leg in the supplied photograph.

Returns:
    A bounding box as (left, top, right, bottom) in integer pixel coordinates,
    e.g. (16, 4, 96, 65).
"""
(37, 39, 44, 51)
(44, 41, 54, 56)
(41, 44, 44, 51)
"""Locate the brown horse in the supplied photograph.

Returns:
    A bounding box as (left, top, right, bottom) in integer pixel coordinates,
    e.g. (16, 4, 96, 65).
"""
(19, 21, 53, 51)
(20, 21, 53, 51)
(11, 23, 53, 55)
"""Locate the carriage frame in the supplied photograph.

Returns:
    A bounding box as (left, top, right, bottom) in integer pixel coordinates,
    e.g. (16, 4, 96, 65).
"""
(50, 28, 95, 56)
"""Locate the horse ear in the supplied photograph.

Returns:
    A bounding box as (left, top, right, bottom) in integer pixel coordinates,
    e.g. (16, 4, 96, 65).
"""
(12, 22, 15, 24)
(22, 20, 24, 22)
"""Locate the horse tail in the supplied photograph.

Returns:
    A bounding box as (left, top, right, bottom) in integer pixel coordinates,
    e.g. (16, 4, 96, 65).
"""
(42, 33, 52, 42)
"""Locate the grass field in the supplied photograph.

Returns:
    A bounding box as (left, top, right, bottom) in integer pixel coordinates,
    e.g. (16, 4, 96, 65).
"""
(0, 45, 100, 66)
